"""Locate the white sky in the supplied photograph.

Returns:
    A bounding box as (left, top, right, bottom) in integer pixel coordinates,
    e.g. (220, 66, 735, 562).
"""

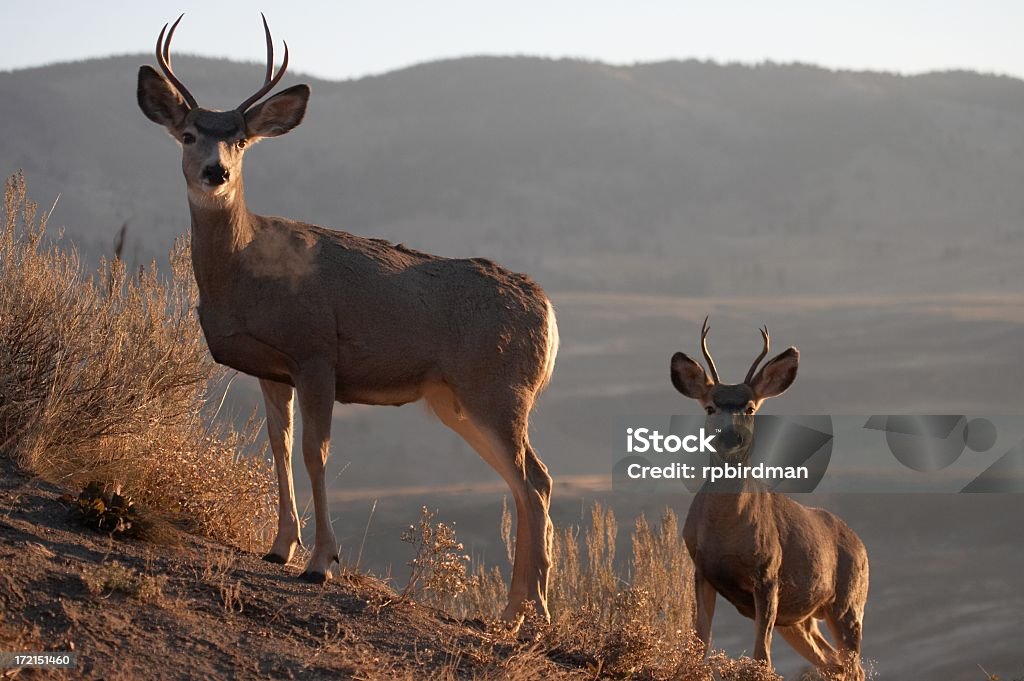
(2, 1, 1022, 81)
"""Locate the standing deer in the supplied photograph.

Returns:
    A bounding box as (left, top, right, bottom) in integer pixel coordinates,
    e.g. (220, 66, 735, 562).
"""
(136, 15, 559, 620)
(670, 318, 868, 680)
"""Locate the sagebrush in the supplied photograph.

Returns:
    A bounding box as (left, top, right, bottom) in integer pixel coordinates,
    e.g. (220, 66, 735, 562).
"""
(0, 172, 275, 549)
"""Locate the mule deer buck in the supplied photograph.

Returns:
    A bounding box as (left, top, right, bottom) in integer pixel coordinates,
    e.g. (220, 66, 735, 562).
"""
(670, 319, 868, 679)
(137, 15, 559, 619)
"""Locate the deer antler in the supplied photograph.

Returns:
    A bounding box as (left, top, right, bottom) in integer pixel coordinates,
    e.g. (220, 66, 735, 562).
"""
(236, 13, 290, 113)
(700, 316, 722, 384)
(155, 14, 198, 110)
(744, 326, 770, 385)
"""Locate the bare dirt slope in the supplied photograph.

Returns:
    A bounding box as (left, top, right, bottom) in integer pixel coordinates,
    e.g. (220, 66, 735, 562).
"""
(0, 457, 582, 681)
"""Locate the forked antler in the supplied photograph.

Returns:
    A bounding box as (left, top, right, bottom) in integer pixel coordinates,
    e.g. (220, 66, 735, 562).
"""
(700, 316, 722, 384)
(155, 13, 289, 114)
(236, 13, 290, 113)
(155, 14, 198, 110)
(744, 326, 770, 385)
(700, 318, 770, 385)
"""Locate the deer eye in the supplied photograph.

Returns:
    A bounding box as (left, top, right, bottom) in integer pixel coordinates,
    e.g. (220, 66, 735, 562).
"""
(181, 132, 196, 145)
(705, 406, 715, 415)
(235, 139, 248, 150)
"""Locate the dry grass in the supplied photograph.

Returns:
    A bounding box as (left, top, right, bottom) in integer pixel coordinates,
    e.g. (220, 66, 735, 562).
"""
(192, 547, 245, 615)
(403, 501, 716, 675)
(406, 501, 796, 680)
(82, 561, 168, 603)
(0, 172, 275, 550)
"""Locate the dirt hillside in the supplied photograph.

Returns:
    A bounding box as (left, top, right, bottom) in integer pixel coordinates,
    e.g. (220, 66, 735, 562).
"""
(0, 457, 583, 680)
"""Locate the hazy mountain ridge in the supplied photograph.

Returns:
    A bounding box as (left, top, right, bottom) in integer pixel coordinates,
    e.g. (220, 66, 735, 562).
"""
(3, 55, 1024, 294)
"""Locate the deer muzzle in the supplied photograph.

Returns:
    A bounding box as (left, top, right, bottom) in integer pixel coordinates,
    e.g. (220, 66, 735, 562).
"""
(201, 164, 229, 186)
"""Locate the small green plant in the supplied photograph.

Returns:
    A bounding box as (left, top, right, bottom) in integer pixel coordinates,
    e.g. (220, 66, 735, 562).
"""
(400, 506, 471, 605)
(71, 481, 145, 537)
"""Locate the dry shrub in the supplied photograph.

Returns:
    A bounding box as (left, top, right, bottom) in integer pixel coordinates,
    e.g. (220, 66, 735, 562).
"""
(631, 510, 696, 641)
(549, 502, 621, 628)
(423, 502, 795, 679)
(401, 506, 472, 604)
(544, 504, 697, 679)
(414, 500, 707, 679)
(0, 172, 274, 549)
(703, 653, 783, 681)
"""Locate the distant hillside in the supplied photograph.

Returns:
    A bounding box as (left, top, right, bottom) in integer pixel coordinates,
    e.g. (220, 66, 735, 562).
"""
(3, 55, 1024, 294)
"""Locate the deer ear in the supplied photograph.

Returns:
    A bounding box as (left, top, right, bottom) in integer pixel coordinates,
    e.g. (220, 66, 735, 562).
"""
(671, 352, 712, 399)
(137, 65, 189, 133)
(750, 347, 799, 400)
(244, 84, 310, 139)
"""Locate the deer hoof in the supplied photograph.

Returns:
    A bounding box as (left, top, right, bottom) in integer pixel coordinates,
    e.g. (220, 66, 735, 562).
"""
(261, 552, 289, 565)
(299, 570, 330, 584)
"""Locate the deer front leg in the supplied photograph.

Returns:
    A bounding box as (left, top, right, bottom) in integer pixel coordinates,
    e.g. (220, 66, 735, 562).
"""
(694, 569, 717, 656)
(259, 378, 302, 564)
(295, 367, 339, 582)
(752, 579, 779, 667)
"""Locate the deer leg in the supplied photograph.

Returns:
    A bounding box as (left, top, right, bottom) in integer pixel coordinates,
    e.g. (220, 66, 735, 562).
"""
(511, 442, 553, 620)
(294, 368, 339, 583)
(482, 440, 552, 622)
(259, 378, 302, 565)
(425, 385, 552, 621)
(693, 570, 717, 655)
(825, 609, 865, 681)
(778, 619, 843, 677)
(751, 579, 778, 666)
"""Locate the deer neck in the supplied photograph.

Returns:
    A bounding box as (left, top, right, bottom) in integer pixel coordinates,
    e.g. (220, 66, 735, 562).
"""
(700, 477, 772, 520)
(187, 180, 256, 300)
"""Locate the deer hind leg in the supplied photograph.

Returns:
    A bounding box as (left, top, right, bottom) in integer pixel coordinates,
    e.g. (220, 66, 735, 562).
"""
(514, 440, 553, 621)
(693, 570, 717, 656)
(778, 618, 844, 678)
(259, 379, 303, 564)
(294, 366, 340, 583)
(824, 609, 866, 681)
(751, 579, 779, 667)
(425, 384, 552, 621)
(826, 555, 868, 681)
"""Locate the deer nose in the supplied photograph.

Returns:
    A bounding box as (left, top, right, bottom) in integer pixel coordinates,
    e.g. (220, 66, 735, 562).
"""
(202, 164, 229, 185)
(718, 429, 744, 450)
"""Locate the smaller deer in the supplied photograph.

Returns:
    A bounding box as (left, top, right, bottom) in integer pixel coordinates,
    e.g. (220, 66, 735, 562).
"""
(670, 318, 868, 680)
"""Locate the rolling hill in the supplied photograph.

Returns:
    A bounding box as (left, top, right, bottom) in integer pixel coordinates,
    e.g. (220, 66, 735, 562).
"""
(3, 55, 1024, 294)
